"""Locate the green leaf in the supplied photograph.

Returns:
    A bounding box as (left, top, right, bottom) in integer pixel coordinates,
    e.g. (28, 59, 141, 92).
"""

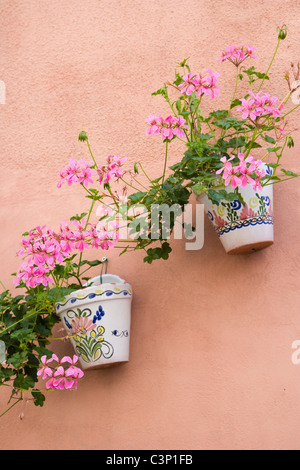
(175, 99, 182, 113)
(7, 351, 28, 368)
(213, 117, 246, 131)
(14, 374, 35, 390)
(245, 141, 262, 149)
(143, 242, 172, 264)
(280, 169, 298, 177)
(207, 189, 244, 206)
(262, 135, 276, 144)
(209, 110, 228, 119)
(230, 99, 242, 109)
(31, 390, 46, 407)
(128, 191, 147, 204)
(10, 329, 36, 343)
(242, 66, 269, 81)
(70, 212, 88, 222)
(78, 259, 103, 267)
(152, 85, 167, 98)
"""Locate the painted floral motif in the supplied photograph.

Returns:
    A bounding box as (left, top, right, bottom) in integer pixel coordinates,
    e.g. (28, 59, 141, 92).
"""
(212, 210, 226, 228)
(64, 307, 114, 363)
(240, 203, 257, 220)
(208, 193, 273, 237)
(65, 315, 96, 336)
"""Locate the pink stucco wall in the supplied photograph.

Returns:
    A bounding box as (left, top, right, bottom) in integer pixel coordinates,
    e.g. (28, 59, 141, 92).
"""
(0, 0, 300, 450)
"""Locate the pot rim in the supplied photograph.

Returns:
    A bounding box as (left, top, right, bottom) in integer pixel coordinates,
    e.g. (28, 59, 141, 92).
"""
(55, 274, 132, 314)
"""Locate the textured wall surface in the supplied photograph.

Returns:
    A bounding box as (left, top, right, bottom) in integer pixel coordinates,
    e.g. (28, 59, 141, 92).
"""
(0, 0, 300, 450)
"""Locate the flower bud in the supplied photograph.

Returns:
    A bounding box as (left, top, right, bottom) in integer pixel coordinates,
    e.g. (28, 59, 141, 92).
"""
(277, 25, 288, 40)
(287, 136, 294, 148)
(78, 130, 88, 142)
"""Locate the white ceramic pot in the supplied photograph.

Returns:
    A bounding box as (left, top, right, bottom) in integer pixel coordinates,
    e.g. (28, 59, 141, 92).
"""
(196, 167, 274, 254)
(55, 274, 133, 370)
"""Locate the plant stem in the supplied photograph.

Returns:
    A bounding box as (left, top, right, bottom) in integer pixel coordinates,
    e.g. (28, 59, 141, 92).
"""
(120, 178, 143, 193)
(0, 280, 7, 292)
(84, 198, 96, 230)
(258, 37, 281, 92)
(264, 175, 298, 186)
(164, 84, 178, 117)
(106, 185, 120, 210)
(162, 141, 168, 183)
(282, 102, 300, 119)
(229, 66, 239, 113)
(196, 107, 218, 143)
(0, 397, 23, 418)
(87, 139, 98, 169)
(137, 162, 152, 183)
(131, 177, 149, 191)
(221, 66, 239, 139)
(76, 198, 96, 278)
(244, 128, 258, 157)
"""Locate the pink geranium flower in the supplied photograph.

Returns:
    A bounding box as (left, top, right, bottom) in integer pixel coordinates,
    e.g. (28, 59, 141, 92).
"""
(216, 153, 266, 190)
(178, 72, 199, 95)
(37, 354, 84, 391)
(15, 216, 118, 289)
(219, 44, 257, 66)
(57, 158, 96, 188)
(145, 114, 188, 140)
(37, 354, 58, 380)
(204, 70, 220, 99)
(98, 155, 127, 184)
(178, 69, 220, 100)
(237, 91, 283, 123)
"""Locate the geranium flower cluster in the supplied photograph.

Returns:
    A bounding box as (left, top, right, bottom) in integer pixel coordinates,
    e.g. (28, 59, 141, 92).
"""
(15, 218, 119, 288)
(237, 91, 284, 122)
(97, 155, 127, 184)
(216, 153, 266, 190)
(57, 158, 96, 188)
(37, 354, 84, 390)
(178, 69, 220, 99)
(145, 114, 188, 139)
(219, 44, 257, 66)
(57, 156, 127, 188)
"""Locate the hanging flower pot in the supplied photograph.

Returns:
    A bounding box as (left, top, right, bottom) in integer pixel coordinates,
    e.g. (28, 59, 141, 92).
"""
(55, 274, 133, 370)
(196, 164, 274, 254)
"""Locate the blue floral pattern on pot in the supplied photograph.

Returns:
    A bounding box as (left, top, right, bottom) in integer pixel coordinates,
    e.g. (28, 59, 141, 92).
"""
(207, 192, 273, 237)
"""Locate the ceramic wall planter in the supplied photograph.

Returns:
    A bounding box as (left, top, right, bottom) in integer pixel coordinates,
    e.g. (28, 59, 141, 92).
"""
(196, 166, 274, 254)
(55, 274, 132, 370)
